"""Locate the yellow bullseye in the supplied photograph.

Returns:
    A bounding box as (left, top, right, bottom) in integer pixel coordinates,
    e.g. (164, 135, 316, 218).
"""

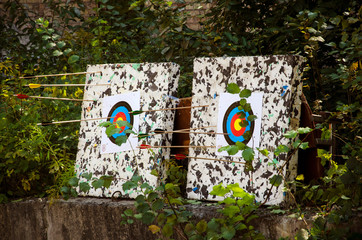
(115, 117, 124, 128)
(234, 118, 242, 131)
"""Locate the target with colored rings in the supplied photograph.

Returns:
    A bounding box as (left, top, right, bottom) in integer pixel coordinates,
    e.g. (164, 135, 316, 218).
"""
(107, 101, 134, 144)
(222, 101, 254, 145)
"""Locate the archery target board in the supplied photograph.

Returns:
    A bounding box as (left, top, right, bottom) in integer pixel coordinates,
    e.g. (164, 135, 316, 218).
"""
(101, 92, 140, 154)
(187, 56, 304, 204)
(216, 92, 263, 157)
(76, 63, 180, 198)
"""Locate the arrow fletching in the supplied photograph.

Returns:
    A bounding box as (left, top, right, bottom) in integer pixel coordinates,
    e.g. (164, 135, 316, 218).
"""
(130, 110, 143, 115)
(29, 83, 42, 89)
(140, 144, 151, 149)
(16, 94, 29, 99)
(174, 154, 187, 160)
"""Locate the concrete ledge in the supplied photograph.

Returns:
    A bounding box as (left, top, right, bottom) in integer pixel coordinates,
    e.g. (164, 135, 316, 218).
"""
(0, 198, 360, 240)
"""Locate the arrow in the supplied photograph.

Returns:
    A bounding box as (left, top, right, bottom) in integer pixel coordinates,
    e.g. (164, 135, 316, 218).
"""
(134, 125, 217, 139)
(27, 83, 110, 88)
(171, 154, 246, 164)
(130, 104, 209, 114)
(150, 129, 228, 135)
(19, 71, 101, 79)
(14, 94, 95, 102)
(137, 145, 216, 149)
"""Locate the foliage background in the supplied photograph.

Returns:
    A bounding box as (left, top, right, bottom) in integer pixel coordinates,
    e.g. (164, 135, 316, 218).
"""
(0, 1, 360, 236)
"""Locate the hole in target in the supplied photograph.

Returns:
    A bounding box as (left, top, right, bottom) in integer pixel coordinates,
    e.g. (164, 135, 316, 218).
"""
(222, 101, 255, 145)
(107, 101, 134, 144)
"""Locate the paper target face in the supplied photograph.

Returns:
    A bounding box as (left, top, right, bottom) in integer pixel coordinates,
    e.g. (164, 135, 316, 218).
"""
(216, 92, 263, 157)
(101, 92, 140, 154)
(223, 101, 255, 145)
(107, 101, 134, 143)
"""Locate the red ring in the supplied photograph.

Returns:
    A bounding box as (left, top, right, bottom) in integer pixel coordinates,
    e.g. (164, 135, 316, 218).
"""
(230, 113, 246, 137)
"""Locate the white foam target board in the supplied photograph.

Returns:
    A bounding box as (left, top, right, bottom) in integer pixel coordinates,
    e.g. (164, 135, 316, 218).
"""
(186, 56, 304, 204)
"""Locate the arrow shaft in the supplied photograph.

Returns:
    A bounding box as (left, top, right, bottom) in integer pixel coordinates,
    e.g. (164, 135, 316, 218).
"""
(27, 84, 110, 87)
(131, 104, 209, 114)
(27, 96, 94, 102)
(171, 155, 246, 164)
(138, 145, 216, 149)
(19, 71, 101, 79)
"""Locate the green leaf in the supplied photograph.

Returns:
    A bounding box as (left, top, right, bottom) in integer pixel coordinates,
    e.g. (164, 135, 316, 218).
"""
(207, 219, 219, 231)
(237, 110, 248, 118)
(136, 202, 150, 213)
(184, 223, 194, 235)
(299, 142, 309, 150)
(239, 99, 247, 106)
(123, 181, 137, 191)
(221, 226, 236, 240)
(142, 211, 155, 224)
(196, 220, 207, 233)
(82, 172, 92, 181)
(124, 208, 133, 217)
(226, 83, 240, 94)
(68, 177, 79, 187)
(63, 48, 72, 55)
(297, 127, 312, 134)
(210, 183, 229, 196)
(42, 35, 51, 41)
(115, 136, 127, 146)
(270, 175, 283, 187)
(70, 188, 77, 197)
(124, 129, 135, 134)
(222, 205, 240, 217)
(53, 50, 63, 56)
(68, 55, 79, 64)
(243, 103, 251, 111)
(239, 89, 251, 98)
(115, 120, 133, 128)
(152, 199, 164, 211)
(293, 139, 302, 148)
(162, 223, 173, 238)
(321, 128, 331, 140)
(149, 225, 160, 234)
(226, 145, 239, 155)
(60, 186, 69, 194)
(57, 41, 66, 48)
(99, 121, 112, 127)
(134, 213, 143, 219)
(135, 195, 145, 204)
(247, 114, 257, 121)
(235, 141, 246, 150)
(242, 147, 254, 161)
(218, 146, 228, 152)
(147, 192, 159, 202)
(140, 182, 151, 190)
(105, 125, 117, 136)
(341, 195, 350, 200)
(92, 179, 104, 189)
(284, 130, 298, 138)
(258, 148, 269, 156)
(100, 176, 113, 188)
(222, 197, 236, 205)
(275, 145, 290, 156)
(150, 169, 158, 177)
(127, 219, 134, 224)
(79, 182, 90, 192)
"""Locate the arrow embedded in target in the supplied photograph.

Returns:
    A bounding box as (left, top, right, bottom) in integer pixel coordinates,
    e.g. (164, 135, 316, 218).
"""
(171, 154, 246, 164)
(27, 83, 110, 88)
(14, 94, 96, 102)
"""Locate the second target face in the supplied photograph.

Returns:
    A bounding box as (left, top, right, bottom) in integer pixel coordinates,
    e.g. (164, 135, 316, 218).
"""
(222, 101, 254, 145)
